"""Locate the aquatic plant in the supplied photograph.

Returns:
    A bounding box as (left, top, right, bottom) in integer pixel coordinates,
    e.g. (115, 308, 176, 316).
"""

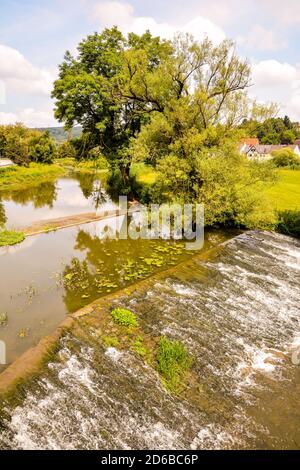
(132, 336, 148, 358)
(102, 336, 120, 348)
(0, 230, 25, 247)
(0, 312, 8, 326)
(111, 308, 139, 328)
(156, 336, 192, 392)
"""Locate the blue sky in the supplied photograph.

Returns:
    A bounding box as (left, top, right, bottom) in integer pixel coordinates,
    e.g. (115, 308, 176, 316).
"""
(0, 0, 299, 126)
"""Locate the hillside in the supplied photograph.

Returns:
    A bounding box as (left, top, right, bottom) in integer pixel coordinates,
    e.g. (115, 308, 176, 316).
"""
(35, 127, 82, 143)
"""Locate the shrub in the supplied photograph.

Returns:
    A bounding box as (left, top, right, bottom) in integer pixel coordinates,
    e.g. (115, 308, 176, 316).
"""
(111, 308, 139, 327)
(28, 131, 57, 164)
(5, 139, 30, 166)
(57, 141, 77, 160)
(272, 148, 300, 168)
(156, 336, 192, 392)
(276, 210, 300, 238)
(0, 124, 57, 165)
(0, 230, 25, 247)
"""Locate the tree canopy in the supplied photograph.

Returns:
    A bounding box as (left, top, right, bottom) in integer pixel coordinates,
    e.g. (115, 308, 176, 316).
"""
(52, 27, 277, 228)
(241, 115, 300, 145)
(0, 124, 56, 165)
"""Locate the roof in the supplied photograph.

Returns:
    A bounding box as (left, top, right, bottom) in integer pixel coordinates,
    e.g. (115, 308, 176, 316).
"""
(245, 144, 299, 155)
(241, 138, 259, 146)
(255, 145, 297, 154)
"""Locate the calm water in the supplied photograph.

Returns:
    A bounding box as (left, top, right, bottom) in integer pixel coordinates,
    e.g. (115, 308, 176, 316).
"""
(0, 231, 299, 450)
(0, 174, 108, 229)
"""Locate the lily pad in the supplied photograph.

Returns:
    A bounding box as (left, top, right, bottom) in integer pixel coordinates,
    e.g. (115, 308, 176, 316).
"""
(0, 312, 8, 326)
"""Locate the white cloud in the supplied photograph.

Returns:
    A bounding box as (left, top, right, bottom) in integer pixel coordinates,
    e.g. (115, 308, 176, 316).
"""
(93, 1, 226, 44)
(0, 44, 58, 127)
(252, 60, 297, 88)
(261, 0, 300, 25)
(0, 105, 57, 128)
(251, 60, 300, 121)
(0, 112, 18, 125)
(238, 25, 287, 52)
(0, 45, 56, 96)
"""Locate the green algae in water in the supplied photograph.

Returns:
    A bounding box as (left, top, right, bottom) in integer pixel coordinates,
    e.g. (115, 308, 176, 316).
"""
(102, 335, 120, 348)
(156, 336, 193, 393)
(132, 336, 149, 358)
(0, 230, 25, 247)
(0, 312, 8, 326)
(111, 308, 139, 328)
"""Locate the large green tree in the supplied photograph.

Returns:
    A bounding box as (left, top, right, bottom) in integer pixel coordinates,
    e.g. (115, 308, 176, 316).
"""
(52, 27, 172, 182)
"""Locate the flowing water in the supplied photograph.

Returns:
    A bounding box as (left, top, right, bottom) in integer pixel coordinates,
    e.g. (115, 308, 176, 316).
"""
(0, 231, 299, 450)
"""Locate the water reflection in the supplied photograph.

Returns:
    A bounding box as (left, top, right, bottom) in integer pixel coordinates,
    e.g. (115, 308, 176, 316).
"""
(0, 200, 6, 227)
(0, 174, 110, 229)
(1, 180, 57, 209)
(62, 227, 194, 312)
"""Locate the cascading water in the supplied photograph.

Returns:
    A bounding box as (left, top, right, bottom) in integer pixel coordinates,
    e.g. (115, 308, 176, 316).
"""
(0, 231, 299, 450)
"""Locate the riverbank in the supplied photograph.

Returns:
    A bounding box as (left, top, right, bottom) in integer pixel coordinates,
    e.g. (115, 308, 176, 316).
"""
(0, 163, 65, 192)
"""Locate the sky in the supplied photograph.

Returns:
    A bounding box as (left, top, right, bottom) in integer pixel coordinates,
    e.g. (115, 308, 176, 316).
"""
(0, 0, 299, 127)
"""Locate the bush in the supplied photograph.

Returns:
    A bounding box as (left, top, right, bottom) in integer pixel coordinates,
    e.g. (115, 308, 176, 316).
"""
(156, 336, 192, 392)
(29, 133, 57, 164)
(0, 124, 57, 165)
(111, 308, 139, 327)
(5, 139, 30, 166)
(57, 141, 77, 160)
(272, 148, 300, 168)
(276, 210, 300, 238)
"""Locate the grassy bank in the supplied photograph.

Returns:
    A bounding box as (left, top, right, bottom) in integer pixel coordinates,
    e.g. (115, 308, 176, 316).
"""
(0, 163, 65, 192)
(55, 157, 110, 174)
(266, 169, 300, 211)
(131, 163, 157, 185)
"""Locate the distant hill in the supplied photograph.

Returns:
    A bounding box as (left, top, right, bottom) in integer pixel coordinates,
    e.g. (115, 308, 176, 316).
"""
(35, 127, 82, 143)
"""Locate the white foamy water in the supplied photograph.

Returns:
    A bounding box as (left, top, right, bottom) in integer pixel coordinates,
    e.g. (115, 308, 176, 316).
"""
(0, 231, 299, 450)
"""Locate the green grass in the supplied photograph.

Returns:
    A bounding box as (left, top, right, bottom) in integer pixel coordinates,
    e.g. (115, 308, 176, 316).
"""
(131, 163, 157, 185)
(132, 336, 149, 358)
(156, 336, 192, 393)
(111, 308, 139, 328)
(0, 230, 25, 247)
(276, 210, 300, 238)
(0, 163, 65, 192)
(102, 335, 120, 348)
(266, 169, 300, 211)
